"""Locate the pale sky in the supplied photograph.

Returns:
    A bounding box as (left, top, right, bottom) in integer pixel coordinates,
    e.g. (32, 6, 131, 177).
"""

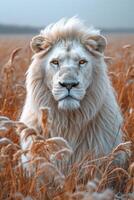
(0, 0, 134, 29)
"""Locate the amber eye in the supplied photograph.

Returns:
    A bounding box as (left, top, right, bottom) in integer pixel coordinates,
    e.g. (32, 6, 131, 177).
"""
(79, 59, 87, 65)
(51, 60, 59, 66)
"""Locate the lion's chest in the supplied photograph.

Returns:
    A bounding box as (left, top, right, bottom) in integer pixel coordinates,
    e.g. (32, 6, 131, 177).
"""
(47, 116, 90, 161)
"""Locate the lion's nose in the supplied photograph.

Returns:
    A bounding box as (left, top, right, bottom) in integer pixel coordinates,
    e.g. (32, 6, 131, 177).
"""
(59, 81, 79, 90)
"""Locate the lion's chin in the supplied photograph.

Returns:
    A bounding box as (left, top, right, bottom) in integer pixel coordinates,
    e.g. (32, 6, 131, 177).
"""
(58, 98, 80, 110)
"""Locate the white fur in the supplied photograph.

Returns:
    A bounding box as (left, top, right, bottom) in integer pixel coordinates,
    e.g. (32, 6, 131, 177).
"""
(20, 17, 123, 165)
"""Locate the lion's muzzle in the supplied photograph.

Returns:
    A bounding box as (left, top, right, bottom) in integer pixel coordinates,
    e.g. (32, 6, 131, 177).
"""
(52, 67, 86, 110)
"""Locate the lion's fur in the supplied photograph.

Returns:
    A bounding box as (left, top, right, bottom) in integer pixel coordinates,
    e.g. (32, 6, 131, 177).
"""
(20, 17, 123, 164)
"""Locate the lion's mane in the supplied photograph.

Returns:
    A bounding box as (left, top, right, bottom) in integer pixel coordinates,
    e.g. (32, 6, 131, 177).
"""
(20, 17, 123, 163)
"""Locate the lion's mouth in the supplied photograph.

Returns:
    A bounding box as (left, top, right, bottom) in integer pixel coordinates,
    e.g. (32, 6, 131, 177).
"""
(59, 95, 79, 102)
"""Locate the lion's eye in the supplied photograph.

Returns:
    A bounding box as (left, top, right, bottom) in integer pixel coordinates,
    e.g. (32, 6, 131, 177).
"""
(79, 59, 87, 65)
(51, 60, 59, 66)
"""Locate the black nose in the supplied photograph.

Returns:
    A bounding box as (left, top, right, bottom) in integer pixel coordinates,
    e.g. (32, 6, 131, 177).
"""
(59, 81, 79, 90)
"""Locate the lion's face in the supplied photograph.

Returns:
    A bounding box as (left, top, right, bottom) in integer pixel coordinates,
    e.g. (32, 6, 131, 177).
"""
(42, 41, 93, 110)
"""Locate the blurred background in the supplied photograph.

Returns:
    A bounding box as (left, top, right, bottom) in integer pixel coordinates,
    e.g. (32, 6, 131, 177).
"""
(0, 0, 134, 34)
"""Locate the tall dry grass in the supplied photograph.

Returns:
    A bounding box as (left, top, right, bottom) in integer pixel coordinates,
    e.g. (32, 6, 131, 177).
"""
(0, 35, 134, 200)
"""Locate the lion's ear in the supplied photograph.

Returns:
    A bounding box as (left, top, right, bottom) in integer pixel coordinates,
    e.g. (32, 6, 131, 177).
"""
(30, 35, 50, 53)
(87, 35, 107, 54)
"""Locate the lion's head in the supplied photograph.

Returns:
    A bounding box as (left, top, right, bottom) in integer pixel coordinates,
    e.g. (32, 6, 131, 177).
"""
(30, 17, 107, 111)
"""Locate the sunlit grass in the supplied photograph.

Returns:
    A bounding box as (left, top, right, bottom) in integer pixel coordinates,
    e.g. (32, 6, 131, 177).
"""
(0, 35, 134, 200)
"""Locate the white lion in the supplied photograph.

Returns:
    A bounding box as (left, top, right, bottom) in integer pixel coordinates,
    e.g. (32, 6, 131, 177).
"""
(20, 17, 123, 165)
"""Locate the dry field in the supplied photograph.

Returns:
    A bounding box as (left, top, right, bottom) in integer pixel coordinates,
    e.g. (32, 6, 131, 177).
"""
(0, 34, 134, 200)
